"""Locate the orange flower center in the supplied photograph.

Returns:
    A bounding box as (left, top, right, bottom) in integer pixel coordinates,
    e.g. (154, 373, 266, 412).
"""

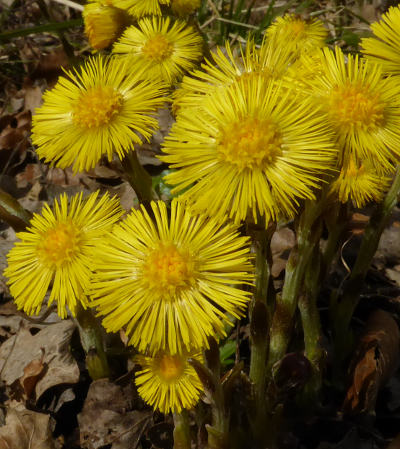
(73, 86, 123, 128)
(158, 354, 185, 381)
(289, 19, 306, 37)
(329, 83, 385, 132)
(142, 242, 196, 298)
(38, 222, 81, 267)
(217, 117, 282, 170)
(142, 34, 174, 62)
(344, 158, 365, 178)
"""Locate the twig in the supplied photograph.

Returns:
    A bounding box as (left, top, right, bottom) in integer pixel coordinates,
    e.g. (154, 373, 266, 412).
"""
(50, 0, 84, 11)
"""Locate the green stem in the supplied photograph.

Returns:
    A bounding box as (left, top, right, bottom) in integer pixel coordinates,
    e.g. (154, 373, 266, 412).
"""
(173, 411, 191, 449)
(0, 188, 32, 231)
(298, 237, 324, 406)
(122, 151, 154, 205)
(321, 202, 348, 280)
(268, 199, 324, 371)
(203, 341, 229, 449)
(248, 225, 274, 442)
(333, 167, 400, 360)
(75, 304, 110, 380)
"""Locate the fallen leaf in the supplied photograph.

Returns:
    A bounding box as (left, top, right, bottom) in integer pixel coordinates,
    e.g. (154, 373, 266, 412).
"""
(0, 238, 15, 296)
(78, 379, 151, 449)
(0, 400, 56, 449)
(19, 351, 46, 400)
(343, 309, 400, 414)
(0, 320, 79, 401)
(23, 79, 43, 113)
(387, 432, 400, 449)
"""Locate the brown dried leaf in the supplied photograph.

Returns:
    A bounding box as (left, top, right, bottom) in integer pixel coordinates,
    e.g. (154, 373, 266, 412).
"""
(0, 110, 31, 152)
(0, 320, 79, 401)
(387, 432, 400, 449)
(343, 309, 400, 414)
(0, 401, 56, 449)
(78, 379, 150, 449)
(20, 351, 46, 400)
(23, 79, 43, 113)
(15, 163, 42, 189)
(0, 239, 15, 296)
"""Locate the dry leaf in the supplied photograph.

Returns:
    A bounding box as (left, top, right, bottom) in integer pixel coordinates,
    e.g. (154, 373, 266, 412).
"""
(0, 401, 56, 449)
(0, 239, 15, 296)
(0, 110, 31, 156)
(20, 351, 46, 400)
(0, 320, 79, 401)
(343, 309, 400, 414)
(387, 433, 400, 449)
(78, 379, 151, 449)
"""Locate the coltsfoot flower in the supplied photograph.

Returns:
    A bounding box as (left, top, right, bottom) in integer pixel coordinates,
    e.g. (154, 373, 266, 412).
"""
(304, 46, 400, 172)
(173, 35, 296, 113)
(113, 16, 203, 84)
(4, 191, 123, 318)
(329, 157, 391, 208)
(118, 0, 170, 18)
(90, 200, 253, 355)
(163, 75, 336, 225)
(266, 14, 327, 52)
(171, 0, 201, 16)
(83, 0, 131, 50)
(361, 5, 400, 76)
(135, 350, 203, 413)
(32, 56, 167, 173)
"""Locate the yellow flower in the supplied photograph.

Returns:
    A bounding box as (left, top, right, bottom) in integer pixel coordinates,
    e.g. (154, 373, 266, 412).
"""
(361, 5, 400, 76)
(171, 0, 201, 16)
(90, 200, 253, 355)
(329, 157, 391, 208)
(162, 75, 336, 225)
(32, 56, 166, 173)
(118, 0, 170, 18)
(4, 192, 123, 318)
(135, 350, 203, 413)
(113, 16, 203, 84)
(173, 35, 296, 113)
(83, 0, 130, 50)
(266, 14, 327, 52)
(304, 46, 400, 173)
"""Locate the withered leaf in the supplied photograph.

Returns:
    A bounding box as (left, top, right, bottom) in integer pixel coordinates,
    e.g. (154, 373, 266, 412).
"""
(0, 401, 56, 449)
(343, 309, 400, 414)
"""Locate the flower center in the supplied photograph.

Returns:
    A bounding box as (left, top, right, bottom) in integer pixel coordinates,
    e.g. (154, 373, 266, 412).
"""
(289, 19, 306, 37)
(329, 83, 385, 132)
(217, 117, 282, 171)
(344, 158, 365, 178)
(73, 86, 123, 129)
(142, 242, 196, 297)
(142, 34, 174, 62)
(158, 354, 184, 381)
(37, 222, 81, 267)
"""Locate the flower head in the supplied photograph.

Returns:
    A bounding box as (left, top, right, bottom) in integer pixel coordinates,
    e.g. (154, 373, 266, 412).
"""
(361, 5, 400, 76)
(162, 75, 336, 225)
(4, 191, 123, 318)
(329, 157, 391, 208)
(32, 56, 166, 173)
(171, 0, 201, 16)
(118, 0, 170, 18)
(113, 16, 203, 84)
(83, 0, 130, 50)
(90, 200, 253, 354)
(173, 35, 296, 113)
(303, 46, 400, 172)
(266, 14, 327, 52)
(135, 350, 203, 413)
